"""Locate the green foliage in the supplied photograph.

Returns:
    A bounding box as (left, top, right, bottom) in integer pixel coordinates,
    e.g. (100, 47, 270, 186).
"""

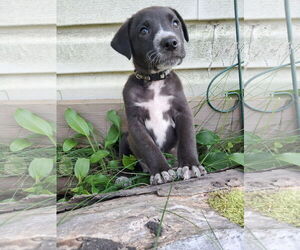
(229, 153, 244, 165)
(64, 108, 90, 137)
(4, 156, 27, 175)
(90, 150, 110, 164)
(57, 109, 124, 196)
(244, 132, 300, 171)
(9, 138, 33, 152)
(245, 152, 285, 171)
(4, 108, 57, 195)
(196, 130, 243, 172)
(244, 132, 261, 145)
(201, 152, 238, 172)
(24, 172, 56, 195)
(14, 109, 52, 135)
(11, 108, 56, 146)
(107, 110, 121, 130)
(64, 108, 98, 152)
(104, 110, 121, 148)
(276, 153, 300, 166)
(63, 138, 78, 152)
(108, 160, 120, 169)
(7, 106, 299, 200)
(58, 157, 73, 176)
(74, 158, 90, 183)
(85, 174, 110, 194)
(122, 154, 137, 170)
(28, 158, 54, 183)
(196, 130, 220, 146)
(163, 153, 176, 166)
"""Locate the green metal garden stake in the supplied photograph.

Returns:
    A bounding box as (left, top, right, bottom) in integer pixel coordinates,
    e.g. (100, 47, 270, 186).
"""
(284, 0, 300, 132)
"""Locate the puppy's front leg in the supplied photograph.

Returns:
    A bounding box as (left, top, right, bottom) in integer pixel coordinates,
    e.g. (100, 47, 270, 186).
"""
(127, 116, 176, 185)
(175, 104, 207, 180)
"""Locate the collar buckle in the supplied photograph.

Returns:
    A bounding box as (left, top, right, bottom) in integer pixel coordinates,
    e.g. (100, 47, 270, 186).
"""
(134, 70, 170, 81)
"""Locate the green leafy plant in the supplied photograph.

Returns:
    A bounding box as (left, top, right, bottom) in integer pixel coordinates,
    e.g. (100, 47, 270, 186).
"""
(244, 132, 300, 171)
(9, 108, 56, 150)
(28, 158, 54, 183)
(64, 108, 97, 152)
(196, 130, 220, 146)
(74, 158, 90, 183)
(122, 154, 138, 170)
(63, 138, 78, 152)
(90, 150, 110, 164)
(56, 108, 300, 199)
(9, 138, 33, 152)
(196, 130, 243, 172)
(104, 110, 121, 148)
(4, 108, 56, 196)
(24, 158, 55, 195)
(59, 109, 141, 196)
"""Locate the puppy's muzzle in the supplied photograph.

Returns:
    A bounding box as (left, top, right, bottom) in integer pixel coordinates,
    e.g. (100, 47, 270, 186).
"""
(161, 37, 178, 51)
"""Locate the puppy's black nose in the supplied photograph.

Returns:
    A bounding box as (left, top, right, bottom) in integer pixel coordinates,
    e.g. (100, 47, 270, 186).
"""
(161, 38, 178, 51)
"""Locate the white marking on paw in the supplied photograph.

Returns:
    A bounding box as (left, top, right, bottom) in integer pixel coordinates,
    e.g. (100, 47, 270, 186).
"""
(192, 166, 201, 178)
(150, 175, 155, 185)
(182, 166, 191, 180)
(177, 167, 183, 178)
(154, 173, 163, 185)
(198, 165, 207, 175)
(168, 169, 177, 180)
(135, 80, 174, 148)
(161, 171, 171, 182)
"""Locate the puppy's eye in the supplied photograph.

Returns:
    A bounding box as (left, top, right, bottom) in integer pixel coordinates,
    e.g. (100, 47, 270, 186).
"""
(173, 20, 179, 27)
(140, 27, 149, 35)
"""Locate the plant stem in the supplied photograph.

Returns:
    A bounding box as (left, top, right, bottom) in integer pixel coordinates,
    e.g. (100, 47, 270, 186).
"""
(48, 136, 57, 146)
(87, 136, 96, 152)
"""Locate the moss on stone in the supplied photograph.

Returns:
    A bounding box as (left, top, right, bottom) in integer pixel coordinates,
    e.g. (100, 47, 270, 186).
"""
(208, 189, 244, 227)
(247, 189, 300, 227)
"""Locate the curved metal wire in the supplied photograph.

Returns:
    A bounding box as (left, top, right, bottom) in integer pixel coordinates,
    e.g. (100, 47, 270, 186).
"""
(206, 62, 243, 113)
(206, 0, 299, 125)
(244, 60, 300, 113)
(206, 61, 299, 114)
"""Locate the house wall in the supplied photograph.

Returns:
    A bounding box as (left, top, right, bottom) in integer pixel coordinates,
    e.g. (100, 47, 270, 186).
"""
(0, 0, 299, 141)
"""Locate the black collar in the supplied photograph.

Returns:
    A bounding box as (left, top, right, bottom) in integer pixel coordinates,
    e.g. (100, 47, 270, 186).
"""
(134, 69, 171, 81)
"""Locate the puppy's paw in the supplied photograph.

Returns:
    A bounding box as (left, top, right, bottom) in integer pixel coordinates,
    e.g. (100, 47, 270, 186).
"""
(177, 165, 206, 180)
(150, 169, 176, 185)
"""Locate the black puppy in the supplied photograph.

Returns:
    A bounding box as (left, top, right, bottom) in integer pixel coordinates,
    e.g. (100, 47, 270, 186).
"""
(111, 6, 206, 185)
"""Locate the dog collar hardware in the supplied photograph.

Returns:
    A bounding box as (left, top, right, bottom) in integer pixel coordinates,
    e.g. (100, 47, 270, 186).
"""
(134, 70, 170, 81)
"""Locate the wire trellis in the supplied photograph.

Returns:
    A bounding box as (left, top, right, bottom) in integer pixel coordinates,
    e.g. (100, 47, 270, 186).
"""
(206, 0, 300, 132)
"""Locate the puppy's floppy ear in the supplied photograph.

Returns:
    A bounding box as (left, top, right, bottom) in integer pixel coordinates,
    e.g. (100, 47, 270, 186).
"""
(170, 8, 189, 42)
(111, 19, 132, 60)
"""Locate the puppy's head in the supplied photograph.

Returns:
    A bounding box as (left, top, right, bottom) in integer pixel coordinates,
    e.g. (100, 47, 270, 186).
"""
(111, 6, 189, 73)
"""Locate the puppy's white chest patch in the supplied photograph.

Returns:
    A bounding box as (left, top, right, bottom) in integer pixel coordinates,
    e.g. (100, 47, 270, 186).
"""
(135, 80, 174, 148)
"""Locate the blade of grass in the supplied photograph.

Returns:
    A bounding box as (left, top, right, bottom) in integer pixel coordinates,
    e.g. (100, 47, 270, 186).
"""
(153, 184, 173, 249)
(163, 209, 223, 250)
